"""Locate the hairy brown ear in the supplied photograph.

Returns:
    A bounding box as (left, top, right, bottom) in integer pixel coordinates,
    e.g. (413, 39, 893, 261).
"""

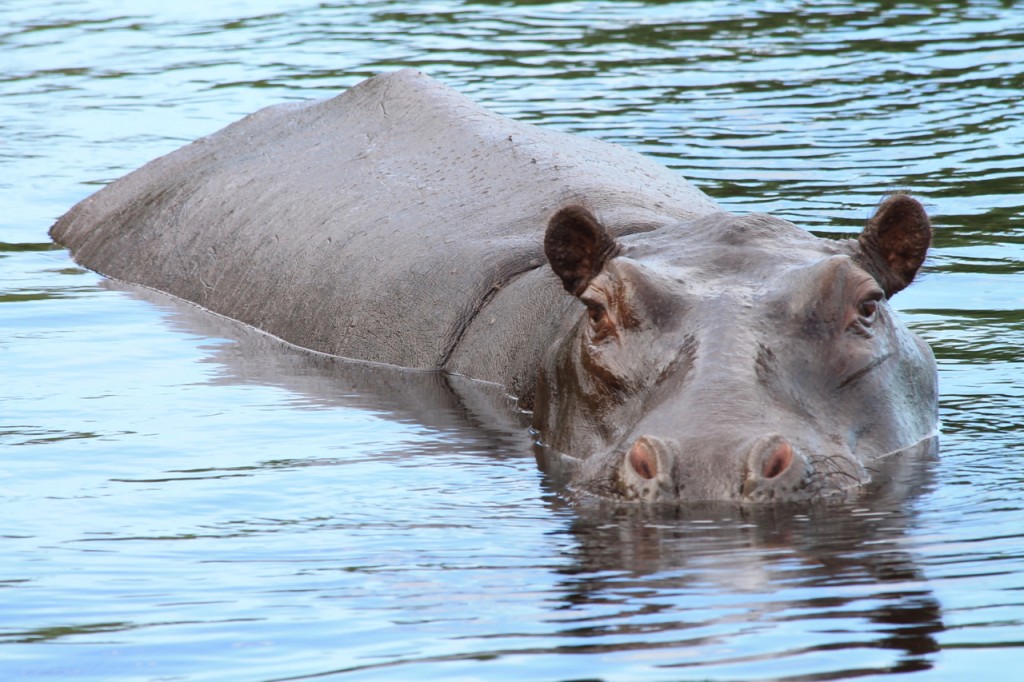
(857, 194, 932, 297)
(545, 205, 619, 296)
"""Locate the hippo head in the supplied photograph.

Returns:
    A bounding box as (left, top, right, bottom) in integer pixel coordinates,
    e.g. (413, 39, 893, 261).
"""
(533, 195, 938, 504)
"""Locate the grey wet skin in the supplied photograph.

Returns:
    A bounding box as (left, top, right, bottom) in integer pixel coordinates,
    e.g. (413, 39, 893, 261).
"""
(49, 70, 938, 504)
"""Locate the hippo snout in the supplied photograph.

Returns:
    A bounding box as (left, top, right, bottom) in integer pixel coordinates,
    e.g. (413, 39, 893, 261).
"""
(609, 432, 871, 504)
(616, 434, 782, 503)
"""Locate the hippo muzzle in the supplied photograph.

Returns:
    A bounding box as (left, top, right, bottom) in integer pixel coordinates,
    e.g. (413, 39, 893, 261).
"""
(580, 431, 870, 505)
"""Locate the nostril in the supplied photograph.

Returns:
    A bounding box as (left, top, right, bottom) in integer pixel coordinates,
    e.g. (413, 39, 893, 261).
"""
(744, 436, 806, 499)
(628, 438, 658, 480)
(762, 439, 794, 479)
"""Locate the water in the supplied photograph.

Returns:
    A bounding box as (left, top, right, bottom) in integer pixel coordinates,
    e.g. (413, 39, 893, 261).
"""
(3, 1, 1023, 679)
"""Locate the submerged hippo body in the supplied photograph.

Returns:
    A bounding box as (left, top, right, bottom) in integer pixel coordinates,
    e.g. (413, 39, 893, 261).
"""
(50, 69, 938, 504)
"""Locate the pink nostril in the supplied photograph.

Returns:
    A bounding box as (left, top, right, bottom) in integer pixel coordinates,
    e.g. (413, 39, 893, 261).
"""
(762, 440, 794, 479)
(628, 438, 658, 480)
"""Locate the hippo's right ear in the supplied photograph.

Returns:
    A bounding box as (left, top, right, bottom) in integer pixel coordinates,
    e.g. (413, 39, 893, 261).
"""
(545, 206, 620, 296)
(856, 194, 932, 298)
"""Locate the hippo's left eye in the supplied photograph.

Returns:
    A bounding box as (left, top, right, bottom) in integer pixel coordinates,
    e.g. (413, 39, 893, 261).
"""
(857, 293, 882, 325)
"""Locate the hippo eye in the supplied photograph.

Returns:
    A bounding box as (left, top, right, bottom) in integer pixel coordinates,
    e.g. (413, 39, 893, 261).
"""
(858, 293, 882, 325)
(583, 300, 616, 342)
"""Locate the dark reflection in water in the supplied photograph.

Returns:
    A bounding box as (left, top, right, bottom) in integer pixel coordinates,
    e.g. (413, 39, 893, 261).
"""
(556, 504, 944, 677)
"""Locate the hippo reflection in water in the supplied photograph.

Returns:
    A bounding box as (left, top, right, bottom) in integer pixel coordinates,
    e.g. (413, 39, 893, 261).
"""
(50, 70, 938, 504)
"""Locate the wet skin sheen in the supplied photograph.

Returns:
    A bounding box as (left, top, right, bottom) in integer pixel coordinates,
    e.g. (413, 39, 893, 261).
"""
(48, 70, 938, 505)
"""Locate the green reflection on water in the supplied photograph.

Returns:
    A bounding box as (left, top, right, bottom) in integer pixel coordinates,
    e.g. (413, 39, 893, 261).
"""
(0, 242, 62, 253)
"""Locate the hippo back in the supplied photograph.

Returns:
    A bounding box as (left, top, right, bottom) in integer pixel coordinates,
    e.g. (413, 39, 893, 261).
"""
(51, 69, 717, 384)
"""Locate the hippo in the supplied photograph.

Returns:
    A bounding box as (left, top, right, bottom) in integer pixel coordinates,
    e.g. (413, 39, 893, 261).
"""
(50, 69, 938, 504)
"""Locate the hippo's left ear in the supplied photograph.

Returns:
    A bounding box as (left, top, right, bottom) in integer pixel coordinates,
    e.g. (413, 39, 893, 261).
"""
(856, 194, 932, 297)
(545, 205, 620, 296)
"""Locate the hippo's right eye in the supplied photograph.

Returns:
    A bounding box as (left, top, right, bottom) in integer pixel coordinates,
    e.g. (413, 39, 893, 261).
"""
(583, 299, 617, 342)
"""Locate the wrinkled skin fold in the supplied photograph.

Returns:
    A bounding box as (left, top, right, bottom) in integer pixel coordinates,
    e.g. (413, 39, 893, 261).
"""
(48, 70, 939, 505)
